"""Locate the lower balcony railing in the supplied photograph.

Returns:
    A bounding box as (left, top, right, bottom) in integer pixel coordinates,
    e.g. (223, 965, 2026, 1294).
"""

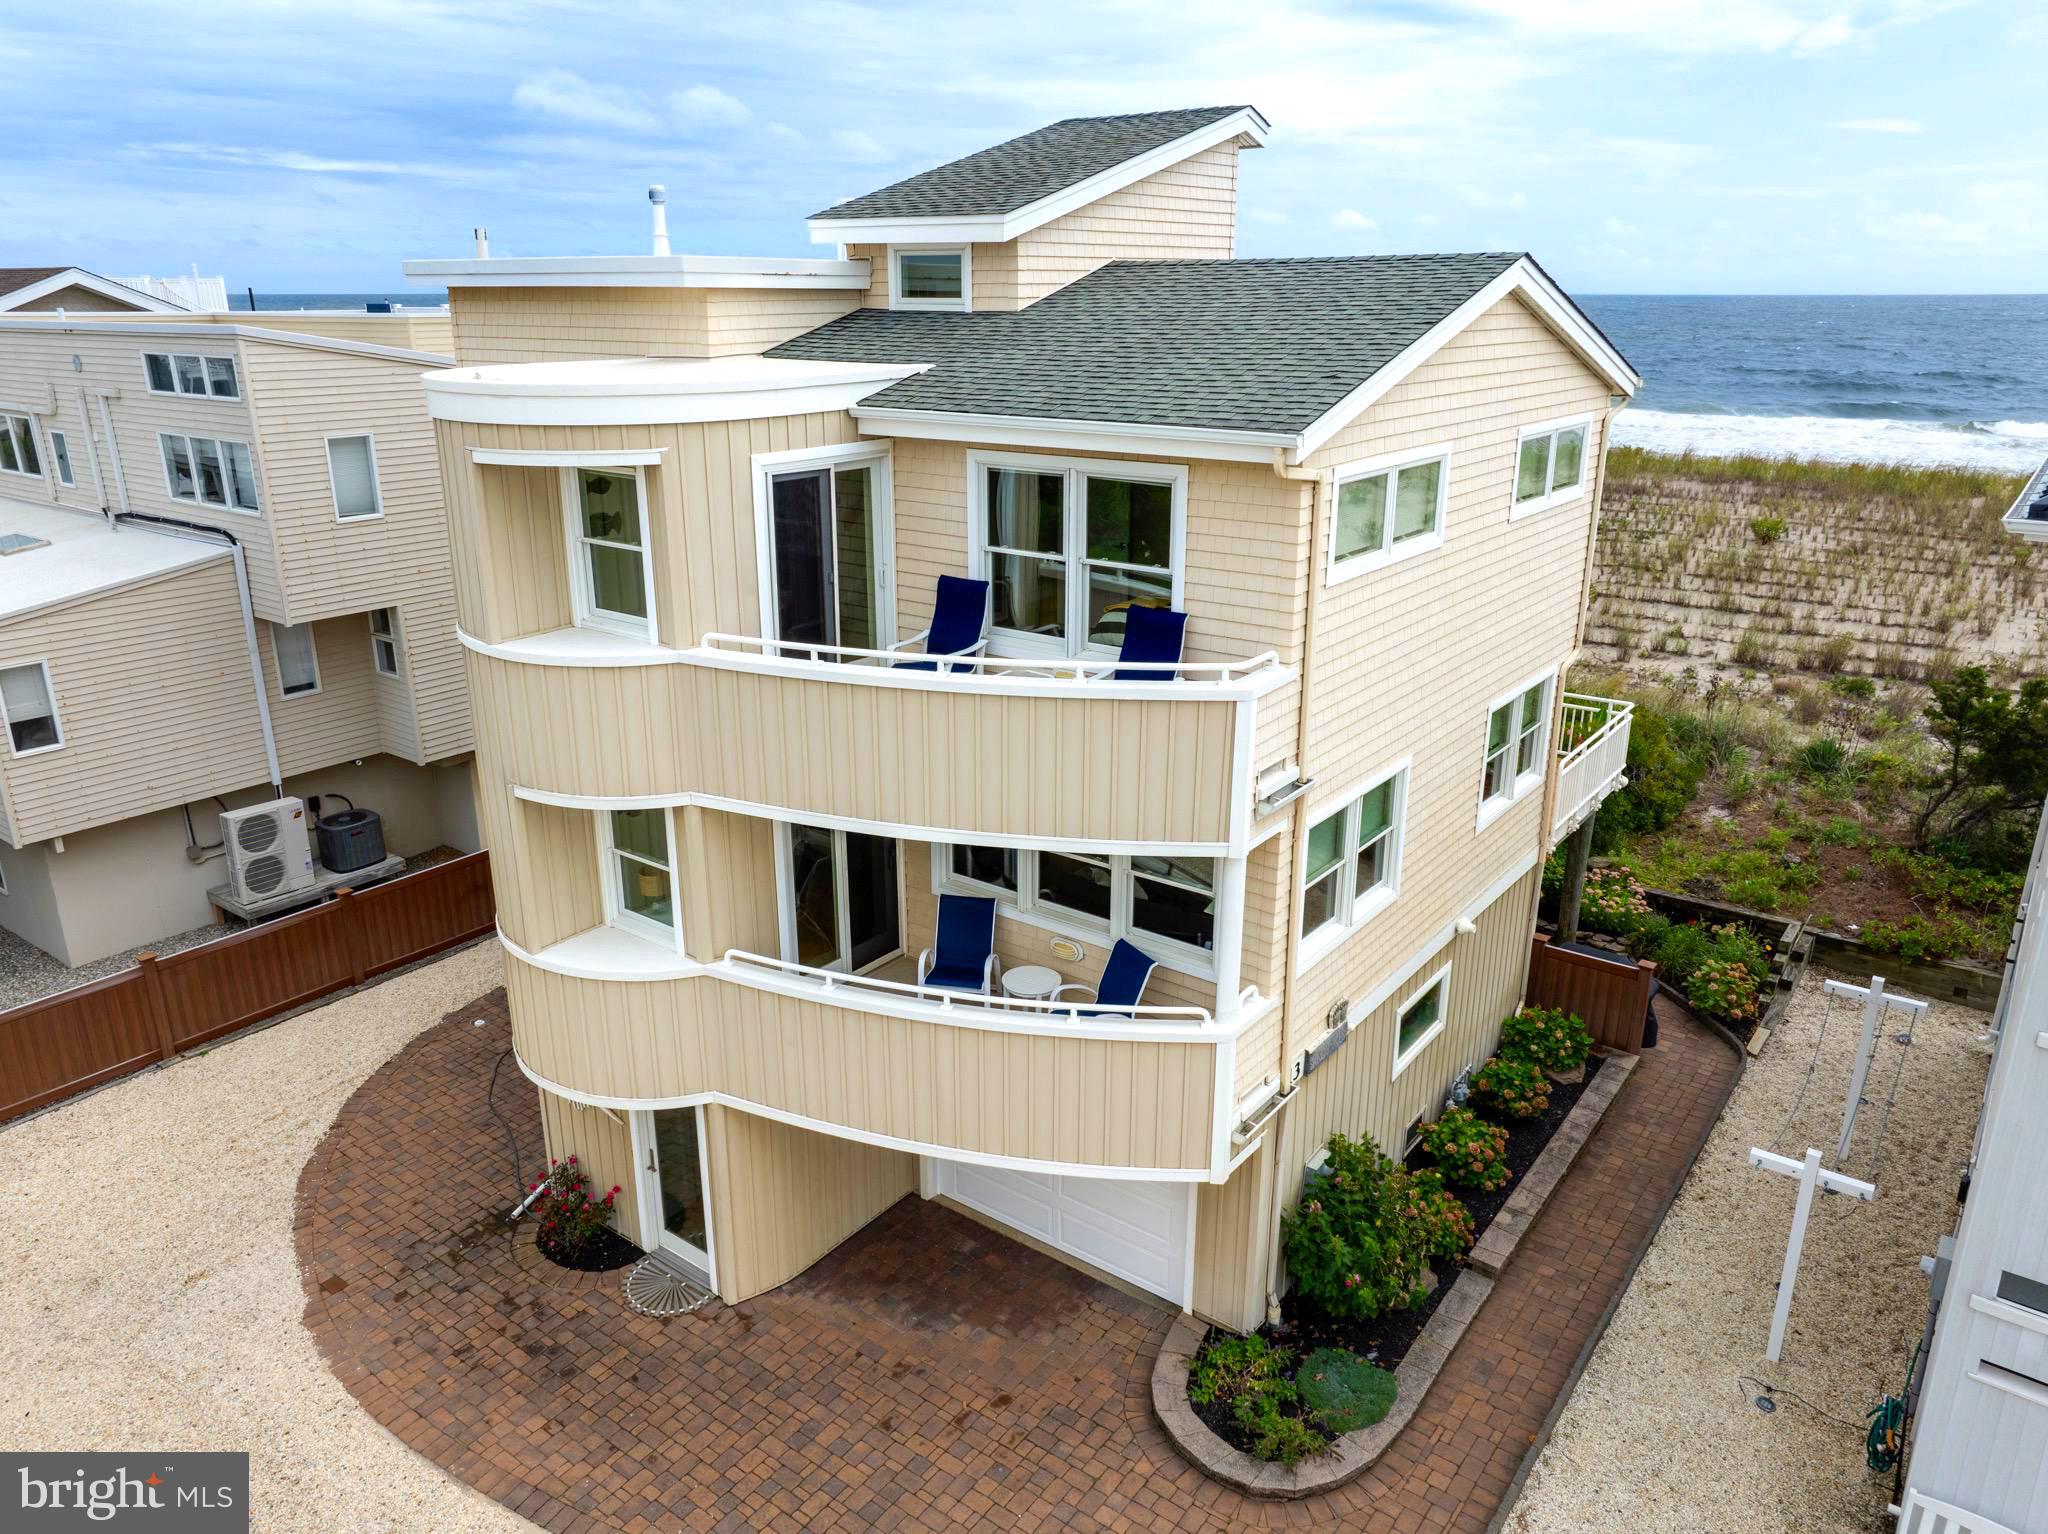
(1552, 693, 1633, 843)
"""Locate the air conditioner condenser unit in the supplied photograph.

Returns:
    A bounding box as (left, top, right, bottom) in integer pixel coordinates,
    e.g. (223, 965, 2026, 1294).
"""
(220, 797, 317, 905)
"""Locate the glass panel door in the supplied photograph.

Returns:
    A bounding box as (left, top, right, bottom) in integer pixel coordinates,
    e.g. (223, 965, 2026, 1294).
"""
(843, 831, 900, 972)
(782, 823, 901, 974)
(649, 1107, 710, 1271)
(834, 466, 879, 652)
(771, 463, 885, 659)
(788, 823, 841, 969)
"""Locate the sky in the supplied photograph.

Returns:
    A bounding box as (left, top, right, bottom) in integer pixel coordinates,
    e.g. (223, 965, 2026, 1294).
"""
(0, 0, 2039, 296)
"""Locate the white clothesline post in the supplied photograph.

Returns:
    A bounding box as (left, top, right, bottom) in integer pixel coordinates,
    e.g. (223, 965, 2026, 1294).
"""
(1822, 975, 1929, 1164)
(1748, 1146, 1877, 1362)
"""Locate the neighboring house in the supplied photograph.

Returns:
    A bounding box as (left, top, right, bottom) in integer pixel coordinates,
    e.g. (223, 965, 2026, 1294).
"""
(0, 312, 477, 966)
(1895, 462, 2048, 1534)
(0, 266, 192, 315)
(403, 105, 1639, 1326)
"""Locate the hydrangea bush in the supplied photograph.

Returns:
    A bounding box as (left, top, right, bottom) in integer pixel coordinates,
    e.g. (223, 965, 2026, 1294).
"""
(1469, 1053, 1551, 1120)
(1419, 1107, 1511, 1192)
(1496, 1005, 1595, 1074)
(1279, 1132, 1433, 1320)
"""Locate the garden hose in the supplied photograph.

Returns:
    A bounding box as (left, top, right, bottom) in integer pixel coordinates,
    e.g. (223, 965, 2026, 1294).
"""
(486, 1047, 526, 1212)
(1866, 1346, 1916, 1473)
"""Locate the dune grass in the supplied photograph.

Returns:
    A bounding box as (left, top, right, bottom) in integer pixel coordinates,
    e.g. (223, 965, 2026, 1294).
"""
(1608, 446, 2027, 512)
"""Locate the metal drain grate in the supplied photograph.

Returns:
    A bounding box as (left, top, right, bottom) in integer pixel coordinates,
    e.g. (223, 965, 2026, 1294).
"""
(623, 1256, 716, 1318)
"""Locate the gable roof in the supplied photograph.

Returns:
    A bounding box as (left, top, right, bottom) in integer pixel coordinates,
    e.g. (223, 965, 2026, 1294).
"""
(807, 107, 1267, 245)
(0, 266, 183, 313)
(768, 253, 1636, 462)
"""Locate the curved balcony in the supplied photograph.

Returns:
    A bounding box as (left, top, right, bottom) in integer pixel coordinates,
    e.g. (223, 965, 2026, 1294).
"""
(503, 928, 1276, 1176)
(462, 627, 1292, 852)
(1551, 693, 1634, 844)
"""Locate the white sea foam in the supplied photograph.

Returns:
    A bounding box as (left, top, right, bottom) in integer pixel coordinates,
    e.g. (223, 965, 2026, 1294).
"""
(1613, 410, 2048, 474)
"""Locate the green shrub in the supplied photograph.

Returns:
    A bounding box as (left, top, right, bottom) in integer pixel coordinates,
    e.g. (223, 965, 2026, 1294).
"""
(1408, 1168, 1474, 1259)
(1499, 1005, 1595, 1074)
(1421, 1107, 1511, 1192)
(1830, 676, 1877, 701)
(1189, 1334, 1330, 1466)
(1296, 1348, 1398, 1433)
(1749, 515, 1787, 544)
(1733, 627, 1773, 668)
(1470, 1053, 1551, 1119)
(1685, 958, 1761, 1023)
(1280, 1133, 1431, 1320)
(1238, 1390, 1329, 1465)
(1591, 708, 1707, 853)
(1795, 736, 1849, 778)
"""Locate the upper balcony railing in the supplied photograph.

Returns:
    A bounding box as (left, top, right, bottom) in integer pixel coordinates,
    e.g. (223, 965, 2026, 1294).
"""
(696, 632, 1284, 686)
(1552, 693, 1633, 843)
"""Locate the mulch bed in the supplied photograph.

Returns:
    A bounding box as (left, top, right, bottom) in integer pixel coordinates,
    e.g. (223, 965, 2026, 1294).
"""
(537, 1227, 644, 1273)
(1191, 1057, 1607, 1458)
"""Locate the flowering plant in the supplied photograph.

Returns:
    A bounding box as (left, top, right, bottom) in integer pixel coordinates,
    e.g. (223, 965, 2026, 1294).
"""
(1580, 868, 1651, 934)
(531, 1155, 620, 1257)
(1686, 957, 1761, 1023)
(1420, 1107, 1511, 1192)
(1497, 1005, 1594, 1074)
(1469, 1053, 1551, 1120)
(1279, 1132, 1433, 1320)
(1409, 1168, 1474, 1259)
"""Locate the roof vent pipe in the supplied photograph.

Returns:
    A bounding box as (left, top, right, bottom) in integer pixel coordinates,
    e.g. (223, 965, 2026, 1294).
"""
(648, 185, 670, 256)
(473, 226, 489, 258)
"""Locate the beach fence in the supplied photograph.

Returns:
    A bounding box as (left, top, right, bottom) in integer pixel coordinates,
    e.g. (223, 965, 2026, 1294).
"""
(0, 851, 495, 1125)
(1526, 933, 1658, 1052)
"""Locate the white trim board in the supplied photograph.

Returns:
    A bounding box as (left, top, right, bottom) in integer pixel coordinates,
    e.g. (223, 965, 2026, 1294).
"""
(0, 316, 451, 367)
(0, 269, 187, 313)
(402, 253, 872, 290)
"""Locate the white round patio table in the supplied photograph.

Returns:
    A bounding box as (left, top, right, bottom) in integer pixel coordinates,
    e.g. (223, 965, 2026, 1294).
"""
(1001, 964, 1064, 1002)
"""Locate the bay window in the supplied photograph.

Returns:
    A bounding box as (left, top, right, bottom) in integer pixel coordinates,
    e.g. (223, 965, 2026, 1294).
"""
(1511, 417, 1591, 518)
(1299, 765, 1408, 955)
(970, 451, 1185, 658)
(939, 844, 1217, 974)
(1329, 446, 1449, 578)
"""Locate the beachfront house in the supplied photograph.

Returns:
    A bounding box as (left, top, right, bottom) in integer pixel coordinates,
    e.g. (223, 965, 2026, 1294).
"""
(402, 105, 1639, 1327)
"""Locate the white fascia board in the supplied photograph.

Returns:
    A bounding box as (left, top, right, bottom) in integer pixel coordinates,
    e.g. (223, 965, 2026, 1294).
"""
(805, 107, 1270, 247)
(850, 405, 1295, 465)
(0, 269, 187, 313)
(424, 369, 922, 428)
(1292, 258, 1639, 464)
(400, 253, 872, 291)
(0, 316, 451, 367)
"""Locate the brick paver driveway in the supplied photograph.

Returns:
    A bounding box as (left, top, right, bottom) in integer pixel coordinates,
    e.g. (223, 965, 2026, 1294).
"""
(296, 991, 1737, 1533)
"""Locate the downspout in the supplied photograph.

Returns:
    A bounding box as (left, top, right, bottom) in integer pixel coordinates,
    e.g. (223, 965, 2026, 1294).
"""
(92, 391, 132, 521)
(75, 387, 110, 517)
(114, 512, 283, 798)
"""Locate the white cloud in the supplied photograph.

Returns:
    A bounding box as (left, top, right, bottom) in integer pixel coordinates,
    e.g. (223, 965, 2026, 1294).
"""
(1600, 215, 1640, 238)
(512, 70, 660, 133)
(1835, 117, 1922, 133)
(135, 142, 481, 180)
(1330, 208, 1377, 230)
(671, 84, 750, 126)
(830, 128, 888, 162)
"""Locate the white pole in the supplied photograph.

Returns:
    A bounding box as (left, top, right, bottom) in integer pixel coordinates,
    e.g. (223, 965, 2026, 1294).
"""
(1839, 975, 1886, 1163)
(1766, 1147, 1823, 1363)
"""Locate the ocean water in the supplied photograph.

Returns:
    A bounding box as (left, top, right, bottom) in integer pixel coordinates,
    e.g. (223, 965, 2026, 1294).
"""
(232, 292, 445, 311)
(1581, 294, 2048, 472)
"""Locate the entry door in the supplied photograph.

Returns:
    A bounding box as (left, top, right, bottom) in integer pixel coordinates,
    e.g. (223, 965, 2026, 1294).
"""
(646, 1107, 711, 1276)
(783, 824, 900, 974)
(768, 461, 885, 656)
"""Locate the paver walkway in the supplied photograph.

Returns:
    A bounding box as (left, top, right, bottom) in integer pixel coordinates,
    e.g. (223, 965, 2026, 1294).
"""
(296, 990, 1738, 1534)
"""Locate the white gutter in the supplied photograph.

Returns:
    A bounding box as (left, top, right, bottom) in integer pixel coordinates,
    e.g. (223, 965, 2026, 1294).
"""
(0, 316, 452, 368)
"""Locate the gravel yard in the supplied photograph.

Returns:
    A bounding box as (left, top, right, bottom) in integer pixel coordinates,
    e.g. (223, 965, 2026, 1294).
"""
(0, 939, 529, 1534)
(1509, 967, 1992, 1534)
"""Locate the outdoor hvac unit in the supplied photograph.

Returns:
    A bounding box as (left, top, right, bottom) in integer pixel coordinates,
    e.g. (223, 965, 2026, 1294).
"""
(220, 797, 317, 905)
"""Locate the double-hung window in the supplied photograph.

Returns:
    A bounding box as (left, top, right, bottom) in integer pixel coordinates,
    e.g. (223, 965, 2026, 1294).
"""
(1479, 670, 1553, 825)
(971, 451, 1185, 658)
(1511, 416, 1591, 518)
(564, 466, 655, 641)
(940, 844, 1218, 974)
(890, 246, 969, 311)
(1393, 965, 1450, 1077)
(271, 622, 321, 697)
(143, 351, 238, 399)
(1329, 447, 1449, 579)
(0, 662, 61, 754)
(368, 608, 401, 676)
(326, 435, 382, 520)
(159, 433, 259, 512)
(0, 414, 41, 479)
(1300, 765, 1408, 955)
(602, 807, 681, 948)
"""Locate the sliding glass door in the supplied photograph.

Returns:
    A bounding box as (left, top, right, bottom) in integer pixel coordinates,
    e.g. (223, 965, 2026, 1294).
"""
(782, 824, 900, 974)
(767, 457, 886, 657)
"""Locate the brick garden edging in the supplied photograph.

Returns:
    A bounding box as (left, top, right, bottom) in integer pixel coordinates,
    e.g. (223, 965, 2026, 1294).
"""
(1151, 1049, 1639, 1498)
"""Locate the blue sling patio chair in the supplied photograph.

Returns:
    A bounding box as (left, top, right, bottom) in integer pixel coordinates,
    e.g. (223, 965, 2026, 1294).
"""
(1110, 605, 1189, 681)
(916, 893, 1000, 994)
(890, 575, 991, 673)
(1049, 939, 1160, 1019)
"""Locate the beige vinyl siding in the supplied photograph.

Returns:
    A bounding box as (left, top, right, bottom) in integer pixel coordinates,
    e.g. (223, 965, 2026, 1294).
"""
(1280, 293, 1609, 1070)
(536, 1086, 643, 1244)
(440, 456, 570, 644)
(483, 793, 603, 953)
(1192, 1132, 1275, 1332)
(260, 613, 384, 776)
(0, 558, 271, 844)
(678, 807, 778, 962)
(846, 246, 890, 308)
(505, 951, 1219, 1172)
(1012, 142, 1241, 305)
(701, 1104, 915, 1302)
(445, 287, 857, 367)
(113, 310, 455, 353)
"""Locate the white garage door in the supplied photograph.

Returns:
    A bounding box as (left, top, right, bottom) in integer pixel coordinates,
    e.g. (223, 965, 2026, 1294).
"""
(937, 1161, 1192, 1304)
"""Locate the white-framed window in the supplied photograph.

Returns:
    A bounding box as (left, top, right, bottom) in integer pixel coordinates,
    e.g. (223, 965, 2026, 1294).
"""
(1299, 761, 1409, 962)
(47, 430, 74, 487)
(325, 434, 383, 521)
(143, 351, 238, 399)
(158, 432, 260, 513)
(1392, 963, 1451, 1079)
(1478, 666, 1554, 827)
(935, 844, 1219, 976)
(0, 414, 41, 479)
(270, 622, 321, 697)
(967, 450, 1186, 659)
(1510, 414, 1592, 519)
(0, 661, 62, 755)
(562, 466, 656, 641)
(889, 245, 970, 311)
(1328, 445, 1450, 581)
(368, 608, 401, 676)
(600, 806, 682, 949)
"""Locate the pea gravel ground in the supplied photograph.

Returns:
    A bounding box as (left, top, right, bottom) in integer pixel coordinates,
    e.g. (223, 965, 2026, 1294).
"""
(1509, 967, 1992, 1534)
(0, 940, 531, 1534)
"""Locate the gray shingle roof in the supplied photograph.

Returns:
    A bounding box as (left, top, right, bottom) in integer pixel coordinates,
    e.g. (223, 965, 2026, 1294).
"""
(767, 254, 1525, 436)
(810, 108, 1254, 222)
(0, 267, 69, 294)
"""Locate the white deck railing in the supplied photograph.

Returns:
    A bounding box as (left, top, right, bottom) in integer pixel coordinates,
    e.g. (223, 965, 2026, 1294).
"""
(698, 632, 1282, 687)
(1552, 693, 1633, 843)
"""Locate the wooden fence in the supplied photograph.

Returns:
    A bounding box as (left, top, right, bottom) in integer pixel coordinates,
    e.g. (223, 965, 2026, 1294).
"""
(1527, 933, 1658, 1053)
(0, 851, 495, 1125)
